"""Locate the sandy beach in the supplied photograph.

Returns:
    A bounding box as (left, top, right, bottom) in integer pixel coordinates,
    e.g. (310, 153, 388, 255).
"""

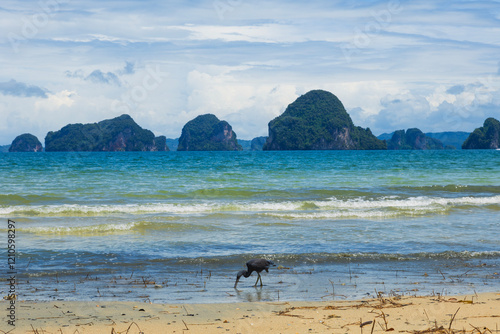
(3, 292, 499, 333)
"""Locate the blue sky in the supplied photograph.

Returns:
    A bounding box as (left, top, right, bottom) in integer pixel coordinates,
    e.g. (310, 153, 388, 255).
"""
(1, 0, 500, 144)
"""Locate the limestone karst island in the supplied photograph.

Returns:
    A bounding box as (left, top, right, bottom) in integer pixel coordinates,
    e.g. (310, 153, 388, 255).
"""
(4, 89, 500, 152)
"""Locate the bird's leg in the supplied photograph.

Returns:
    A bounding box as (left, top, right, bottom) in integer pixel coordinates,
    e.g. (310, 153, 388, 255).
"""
(254, 273, 261, 287)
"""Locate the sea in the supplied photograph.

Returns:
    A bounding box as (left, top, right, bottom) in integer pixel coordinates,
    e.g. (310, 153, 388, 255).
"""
(1, 150, 499, 304)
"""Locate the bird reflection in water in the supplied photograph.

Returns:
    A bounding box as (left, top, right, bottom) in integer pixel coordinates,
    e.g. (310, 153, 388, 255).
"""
(234, 285, 275, 302)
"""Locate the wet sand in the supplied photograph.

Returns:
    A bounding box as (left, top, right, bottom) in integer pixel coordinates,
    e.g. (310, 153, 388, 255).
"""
(4, 292, 500, 333)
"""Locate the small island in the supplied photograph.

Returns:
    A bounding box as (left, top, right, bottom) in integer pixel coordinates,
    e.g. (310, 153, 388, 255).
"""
(387, 128, 444, 150)
(9, 133, 43, 152)
(250, 136, 267, 151)
(462, 117, 500, 149)
(45, 114, 168, 152)
(263, 90, 386, 150)
(177, 114, 242, 151)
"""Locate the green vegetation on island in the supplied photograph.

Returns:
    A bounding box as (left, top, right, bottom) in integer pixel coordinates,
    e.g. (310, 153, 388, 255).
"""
(379, 131, 470, 149)
(237, 139, 252, 151)
(177, 114, 242, 151)
(250, 136, 267, 151)
(9, 133, 43, 152)
(387, 128, 444, 150)
(263, 90, 386, 150)
(425, 132, 470, 150)
(236, 137, 267, 151)
(5, 96, 499, 153)
(45, 114, 168, 152)
(462, 117, 500, 149)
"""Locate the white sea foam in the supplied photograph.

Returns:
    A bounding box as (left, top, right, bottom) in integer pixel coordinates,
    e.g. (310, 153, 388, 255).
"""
(2, 194, 499, 218)
(22, 222, 138, 234)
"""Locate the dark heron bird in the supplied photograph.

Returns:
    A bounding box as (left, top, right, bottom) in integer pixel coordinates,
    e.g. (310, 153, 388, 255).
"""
(234, 258, 275, 288)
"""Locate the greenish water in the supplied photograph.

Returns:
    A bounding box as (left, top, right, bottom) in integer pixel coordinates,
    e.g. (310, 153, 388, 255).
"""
(1, 150, 499, 303)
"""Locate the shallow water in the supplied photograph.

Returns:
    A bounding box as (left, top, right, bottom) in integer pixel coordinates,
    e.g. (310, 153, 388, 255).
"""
(1, 150, 499, 303)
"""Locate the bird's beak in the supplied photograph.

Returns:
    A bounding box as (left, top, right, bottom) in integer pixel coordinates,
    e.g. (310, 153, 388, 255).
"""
(234, 277, 240, 288)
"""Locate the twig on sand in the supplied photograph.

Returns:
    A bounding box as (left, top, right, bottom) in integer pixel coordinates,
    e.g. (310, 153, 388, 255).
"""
(448, 308, 460, 332)
(424, 309, 430, 321)
(111, 321, 143, 334)
(469, 323, 493, 334)
(124, 321, 144, 334)
(360, 318, 371, 334)
(380, 310, 389, 331)
(0, 328, 15, 334)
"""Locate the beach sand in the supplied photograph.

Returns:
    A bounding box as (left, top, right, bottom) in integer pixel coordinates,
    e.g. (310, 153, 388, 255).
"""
(4, 292, 500, 333)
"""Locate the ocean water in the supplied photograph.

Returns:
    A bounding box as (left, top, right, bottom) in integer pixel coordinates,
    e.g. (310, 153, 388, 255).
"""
(1, 150, 499, 303)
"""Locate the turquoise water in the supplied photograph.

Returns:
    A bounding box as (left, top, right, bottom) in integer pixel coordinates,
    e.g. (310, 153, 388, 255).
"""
(1, 150, 499, 303)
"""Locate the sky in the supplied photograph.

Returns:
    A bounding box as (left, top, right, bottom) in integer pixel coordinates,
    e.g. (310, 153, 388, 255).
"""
(1, 0, 500, 144)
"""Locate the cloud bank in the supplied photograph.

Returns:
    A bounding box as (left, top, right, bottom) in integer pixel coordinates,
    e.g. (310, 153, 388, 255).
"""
(0, 80, 48, 98)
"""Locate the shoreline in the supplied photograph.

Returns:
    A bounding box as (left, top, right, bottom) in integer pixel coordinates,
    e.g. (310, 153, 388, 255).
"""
(4, 292, 499, 333)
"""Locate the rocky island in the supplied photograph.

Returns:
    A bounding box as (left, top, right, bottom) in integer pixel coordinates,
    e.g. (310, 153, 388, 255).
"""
(9, 133, 43, 152)
(462, 117, 500, 149)
(425, 132, 470, 150)
(250, 136, 267, 151)
(263, 90, 386, 150)
(177, 114, 242, 151)
(45, 114, 168, 152)
(387, 128, 444, 150)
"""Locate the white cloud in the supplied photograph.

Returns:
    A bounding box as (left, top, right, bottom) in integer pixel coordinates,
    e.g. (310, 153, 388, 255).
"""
(426, 86, 457, 109)
(187, 70, 253, 114)
(362, 81, 500, 134)
(175, 23, 304, 44)
(324, 81, 403, 117)
(35, 90, 76, 110)
(184, 69, 298, 139)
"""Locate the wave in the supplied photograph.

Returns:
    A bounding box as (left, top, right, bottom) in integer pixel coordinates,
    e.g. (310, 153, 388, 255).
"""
(2, 194, 499, 218)
(0, 193, 65, 205)
(17, 221, 223, 235)
(396, 185, 500, 194)
(153, 250, 500, 267)
(268, 250, 500, 264)
(3, 184, 499, 205)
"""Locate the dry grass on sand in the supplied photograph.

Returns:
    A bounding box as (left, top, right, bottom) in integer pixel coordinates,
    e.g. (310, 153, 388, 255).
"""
(2, 292, 499, 333)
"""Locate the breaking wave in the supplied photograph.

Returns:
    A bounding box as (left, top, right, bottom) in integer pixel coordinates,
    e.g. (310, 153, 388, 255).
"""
(2, 194, 499, 218)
